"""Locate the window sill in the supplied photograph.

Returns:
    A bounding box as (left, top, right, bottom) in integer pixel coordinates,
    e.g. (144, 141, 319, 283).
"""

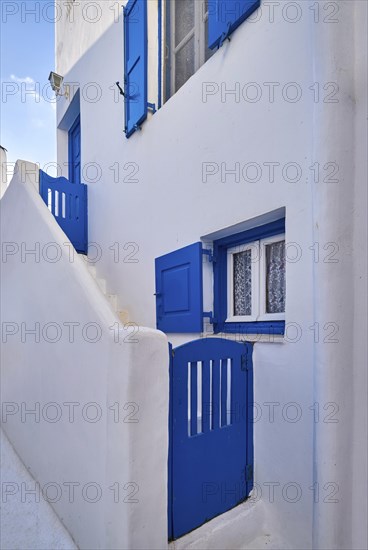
(203, 332, 285, 344)
(214, 320, 285, 336)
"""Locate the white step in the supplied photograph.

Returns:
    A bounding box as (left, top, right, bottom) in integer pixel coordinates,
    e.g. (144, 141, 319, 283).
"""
(96, 277, 107, 294)
(82, 258, 127, 322)
(106, 294, 118, 311)
(87, 264, 97, 279)
(118, 310, 130, 324)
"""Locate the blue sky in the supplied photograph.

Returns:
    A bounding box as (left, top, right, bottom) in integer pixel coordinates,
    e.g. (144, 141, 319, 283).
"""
(1, 1, 56, 179)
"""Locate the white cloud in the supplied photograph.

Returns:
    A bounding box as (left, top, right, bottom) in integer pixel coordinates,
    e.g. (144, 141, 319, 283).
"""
(32, 118, 47, 128)
(10, 74, 35, 84)
(9, 74, 41, 102)
(3, 75, 57, 171)
(8, 74, 57, 111)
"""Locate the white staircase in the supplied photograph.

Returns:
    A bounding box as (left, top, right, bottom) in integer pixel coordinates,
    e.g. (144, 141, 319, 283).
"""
(82, 258, 130, 325)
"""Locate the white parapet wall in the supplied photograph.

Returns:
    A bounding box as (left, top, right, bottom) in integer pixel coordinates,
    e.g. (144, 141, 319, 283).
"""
(0, 161, 169, 550)
(0, 146, 8, 198)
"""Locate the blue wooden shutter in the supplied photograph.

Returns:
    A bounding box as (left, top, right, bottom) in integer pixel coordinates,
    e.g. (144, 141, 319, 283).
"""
(208, 0, 260, 50)
(155, 243, 203, 333)
(124, 0, 147, 137)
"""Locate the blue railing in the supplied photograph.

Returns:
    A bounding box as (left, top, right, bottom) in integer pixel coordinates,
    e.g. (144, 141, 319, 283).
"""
(39, 170, 88, 254)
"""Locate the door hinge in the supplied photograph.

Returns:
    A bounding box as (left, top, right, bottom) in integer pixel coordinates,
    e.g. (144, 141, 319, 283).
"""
(202, 248, 216, 263)
(245, 464, 253, 482)
(203, 311, 215, 324)
(241, 353, 249, 371)
(147, 102, 156, 114)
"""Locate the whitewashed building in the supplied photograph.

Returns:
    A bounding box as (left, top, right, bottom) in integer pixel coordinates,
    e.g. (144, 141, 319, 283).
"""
(1, 1, 367, 549)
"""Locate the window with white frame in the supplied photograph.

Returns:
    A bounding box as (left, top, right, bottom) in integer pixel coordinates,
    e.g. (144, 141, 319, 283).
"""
(226, 235, 286, 323)
(166, 0, 214, 98)
(213, 218, 286, 334)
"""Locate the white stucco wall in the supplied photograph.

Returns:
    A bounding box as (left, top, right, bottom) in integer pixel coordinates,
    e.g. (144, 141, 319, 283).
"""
(309, 4, 368, 548)
(52, 1, 368, 548)
(0, 162, 169, 549)
(55, 0, 119, 76)
(351, 4, 368, 548)
(55, 0, 159, 116)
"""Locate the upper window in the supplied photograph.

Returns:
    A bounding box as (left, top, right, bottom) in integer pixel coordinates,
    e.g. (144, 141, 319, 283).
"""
(166, 0, 215, 98)
(123, 0, 260, 135)
(214, 218, 286, 334)
(165, 0, 260, 100)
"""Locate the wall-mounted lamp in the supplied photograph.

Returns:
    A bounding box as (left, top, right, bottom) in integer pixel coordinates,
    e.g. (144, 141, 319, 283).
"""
(48, 71, 68, 98)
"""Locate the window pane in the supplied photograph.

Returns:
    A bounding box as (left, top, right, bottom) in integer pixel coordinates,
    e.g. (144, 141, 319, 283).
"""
(233, 250, 252, 316)
(175, 36, 195, 92)
(266, 241, 286, 313)
(175, 0, 195, 46)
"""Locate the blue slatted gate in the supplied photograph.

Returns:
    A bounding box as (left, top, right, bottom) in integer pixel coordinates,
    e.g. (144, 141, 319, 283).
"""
(169, 338, 253, 540)
(39, 170, 88, 254)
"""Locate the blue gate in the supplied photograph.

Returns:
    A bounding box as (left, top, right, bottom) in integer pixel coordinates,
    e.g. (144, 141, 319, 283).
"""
(39, 170, 88, 254)
(169, 338, 253, 540)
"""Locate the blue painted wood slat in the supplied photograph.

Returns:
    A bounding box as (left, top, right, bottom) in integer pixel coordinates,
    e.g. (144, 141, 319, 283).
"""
(220, 359, 228, 427)
(190, 362, 198, 436)
(212, 357, 220, 430)
(201, 360, 210, 434)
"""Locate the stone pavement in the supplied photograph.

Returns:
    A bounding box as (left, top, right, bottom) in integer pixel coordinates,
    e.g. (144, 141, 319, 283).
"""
(0, 429, 77, 550)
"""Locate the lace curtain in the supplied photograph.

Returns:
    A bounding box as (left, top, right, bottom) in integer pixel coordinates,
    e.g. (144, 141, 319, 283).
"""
(233, 250, 252, 316)
(266, 241, 286, 314)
